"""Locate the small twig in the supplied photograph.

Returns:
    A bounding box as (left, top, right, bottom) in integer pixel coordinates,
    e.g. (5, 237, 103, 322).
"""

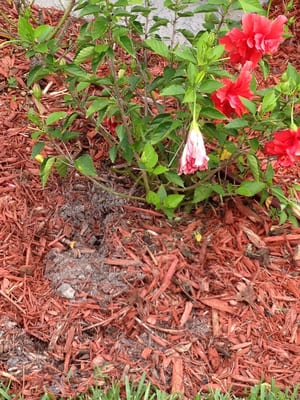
(0, 289, 26, 315)
(87, 175, 147, 203)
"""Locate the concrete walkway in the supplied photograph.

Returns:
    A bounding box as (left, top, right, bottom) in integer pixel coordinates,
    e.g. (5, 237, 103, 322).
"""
(32, 0, 245, 44)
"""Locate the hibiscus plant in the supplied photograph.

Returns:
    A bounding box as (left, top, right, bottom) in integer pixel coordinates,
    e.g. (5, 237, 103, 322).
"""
(12, 0, 300, 221)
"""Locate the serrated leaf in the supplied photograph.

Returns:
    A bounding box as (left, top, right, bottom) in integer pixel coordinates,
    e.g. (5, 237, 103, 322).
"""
(163, 194, 184, 209)
(76, 81, 91, 92)
(153, 165, 168, 175)
(164, 171, 184, 187)
(146, 190, 160, 208)
(92, 17, 108, 40)
(174, 46, 197, 64)
(40, 157, 55, 187)
(141, 143, 158, 171)
(61, 131, 80, 142)
(27, 66, 50, 87)
(74, 46, 95, 64)
(109, 145, 118, 163)
(46, 111, 67, 125)
(144, 39, 170, 60)
(247, 154, 260, 181)
(64, 64, 91, 79)
(86, 98, 110, 118)
(55, 156, 69, 177)
(119, 36, 134, 56)
(34, 25, 53, 42)
(18, 16, 35, 42)
(235, 181, 266, 197)
(74, 154, 97, 177)
(193, 183, 213, 203)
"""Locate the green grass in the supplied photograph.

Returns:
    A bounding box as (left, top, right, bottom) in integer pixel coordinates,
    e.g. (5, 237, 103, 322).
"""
(0, 377, 298, 400)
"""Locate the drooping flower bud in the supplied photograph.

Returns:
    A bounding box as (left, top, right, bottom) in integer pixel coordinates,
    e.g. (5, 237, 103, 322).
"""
(179, 121, 209, 175)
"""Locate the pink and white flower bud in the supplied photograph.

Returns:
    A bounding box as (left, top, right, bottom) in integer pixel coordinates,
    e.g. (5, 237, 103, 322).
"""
(179, 122, 209, 175)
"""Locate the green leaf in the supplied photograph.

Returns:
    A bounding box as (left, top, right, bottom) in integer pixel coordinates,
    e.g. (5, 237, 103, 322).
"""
(119, 36, 134, 56)
(225, 119, 248, 129)
(74, 154, 97, 177)
(18, 16, 35, 42)
(40, 157, 56, 187)
(164, 171, 184, 187)
(160, 85, 185, 97)
(279, 210, 288, 224)
(55, 156, 69, 177)
(261, 90, 277, 113)
(79, 4, 102, 17)
(174, 46, 197, 64)
(238, 0, 266, 14)
(153, 165, 168, 175)
(264, 163, 274, 185)
(198, 80, 223, 93)
(271, 186, 288, 204)
(259, 59, 270, 80)
(31, 142, 45, 159)
(92, 17, 108, 40)
(46, 111, 67, 125)
(200, 107, 227, 120)
(33, 42, 49, 54)
(194, 4, 219, 12)
(86, 98, 110, 118)
(61, 131, 80, 142)
(182, 87, 195, 104)
(247, 154, 260, 181)
(193, 183, 213, 203)
(235, 181, 266, 197)
(74, 46, 95, 64)
(146, 190, 160, 208)
(109, 145, 118, 163)
(140, 143, 158, 171)
(144, 39, 170, 60)
(64, 64, 91, 79)
(27, 66, 51, 87)
(34, 25, 53, 42)
(76, 81, 91, 92)
(240, 97, 257, 115)
(163, 194, 184, 209)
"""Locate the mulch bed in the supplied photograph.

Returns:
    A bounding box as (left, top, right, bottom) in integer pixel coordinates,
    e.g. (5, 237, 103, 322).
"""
(0, 1, 300, 399)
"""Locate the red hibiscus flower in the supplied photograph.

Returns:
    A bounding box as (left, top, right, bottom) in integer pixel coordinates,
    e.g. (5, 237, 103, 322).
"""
(264, 128, 300, 167)
(179, 121, 209, 175)
(211, 61, 254, 118)
(220, 13, 287, 66)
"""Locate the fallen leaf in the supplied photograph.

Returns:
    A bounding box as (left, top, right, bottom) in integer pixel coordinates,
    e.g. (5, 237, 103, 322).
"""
(236, 282, 256, 306)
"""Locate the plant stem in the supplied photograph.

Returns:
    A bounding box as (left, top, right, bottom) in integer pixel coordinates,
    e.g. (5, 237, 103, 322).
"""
(87, 176, 146, 202)
(106, 55, 150, 193)
(46, 0, 76, 41)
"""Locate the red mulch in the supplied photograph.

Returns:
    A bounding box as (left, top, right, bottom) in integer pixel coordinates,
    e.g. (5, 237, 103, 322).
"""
(1, 1, 300, 399)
